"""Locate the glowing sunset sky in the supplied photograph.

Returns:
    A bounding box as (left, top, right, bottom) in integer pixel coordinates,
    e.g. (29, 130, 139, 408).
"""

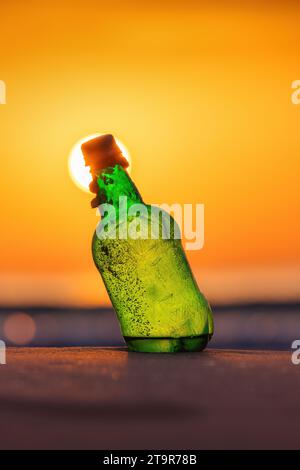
(0, 0, 299, 305)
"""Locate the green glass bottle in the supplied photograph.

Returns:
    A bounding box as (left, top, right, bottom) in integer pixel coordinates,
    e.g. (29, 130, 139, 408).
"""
(82, 134, 213, 353)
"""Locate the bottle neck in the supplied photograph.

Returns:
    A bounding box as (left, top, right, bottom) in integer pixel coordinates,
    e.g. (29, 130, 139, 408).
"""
(96, 165, 143, 208)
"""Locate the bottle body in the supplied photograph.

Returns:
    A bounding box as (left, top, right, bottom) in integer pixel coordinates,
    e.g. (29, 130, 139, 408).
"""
(91, 165, 213, 353)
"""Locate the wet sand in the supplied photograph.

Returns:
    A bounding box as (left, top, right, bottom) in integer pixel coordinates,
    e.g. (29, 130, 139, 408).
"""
(0, 347, 298, 449)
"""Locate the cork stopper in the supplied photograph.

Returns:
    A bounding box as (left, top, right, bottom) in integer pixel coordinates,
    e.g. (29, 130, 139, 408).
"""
(81, 134, 129, 208)
(82, 134, 129, 173)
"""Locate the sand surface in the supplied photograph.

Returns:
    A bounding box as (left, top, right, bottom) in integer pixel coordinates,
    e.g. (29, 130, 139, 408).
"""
(0, 347, 298, 449)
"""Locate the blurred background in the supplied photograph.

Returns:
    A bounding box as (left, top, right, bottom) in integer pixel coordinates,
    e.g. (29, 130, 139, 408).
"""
(0, 0, 299, 349)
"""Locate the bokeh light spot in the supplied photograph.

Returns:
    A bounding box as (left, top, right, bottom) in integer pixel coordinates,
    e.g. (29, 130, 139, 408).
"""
(4, 312, 36, 345)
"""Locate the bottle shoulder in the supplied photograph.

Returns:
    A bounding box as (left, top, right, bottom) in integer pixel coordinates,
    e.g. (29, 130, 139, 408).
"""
(93, 203, 181, 242)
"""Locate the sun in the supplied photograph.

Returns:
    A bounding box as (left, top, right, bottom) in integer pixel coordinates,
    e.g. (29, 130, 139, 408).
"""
(68, 133, 132, 193)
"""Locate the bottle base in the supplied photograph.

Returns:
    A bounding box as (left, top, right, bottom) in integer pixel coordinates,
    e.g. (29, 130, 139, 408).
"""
(124, 334, 210, 353)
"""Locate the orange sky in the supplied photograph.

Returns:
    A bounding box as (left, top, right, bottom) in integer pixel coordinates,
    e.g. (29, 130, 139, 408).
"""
(0, 0, 299, 305)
